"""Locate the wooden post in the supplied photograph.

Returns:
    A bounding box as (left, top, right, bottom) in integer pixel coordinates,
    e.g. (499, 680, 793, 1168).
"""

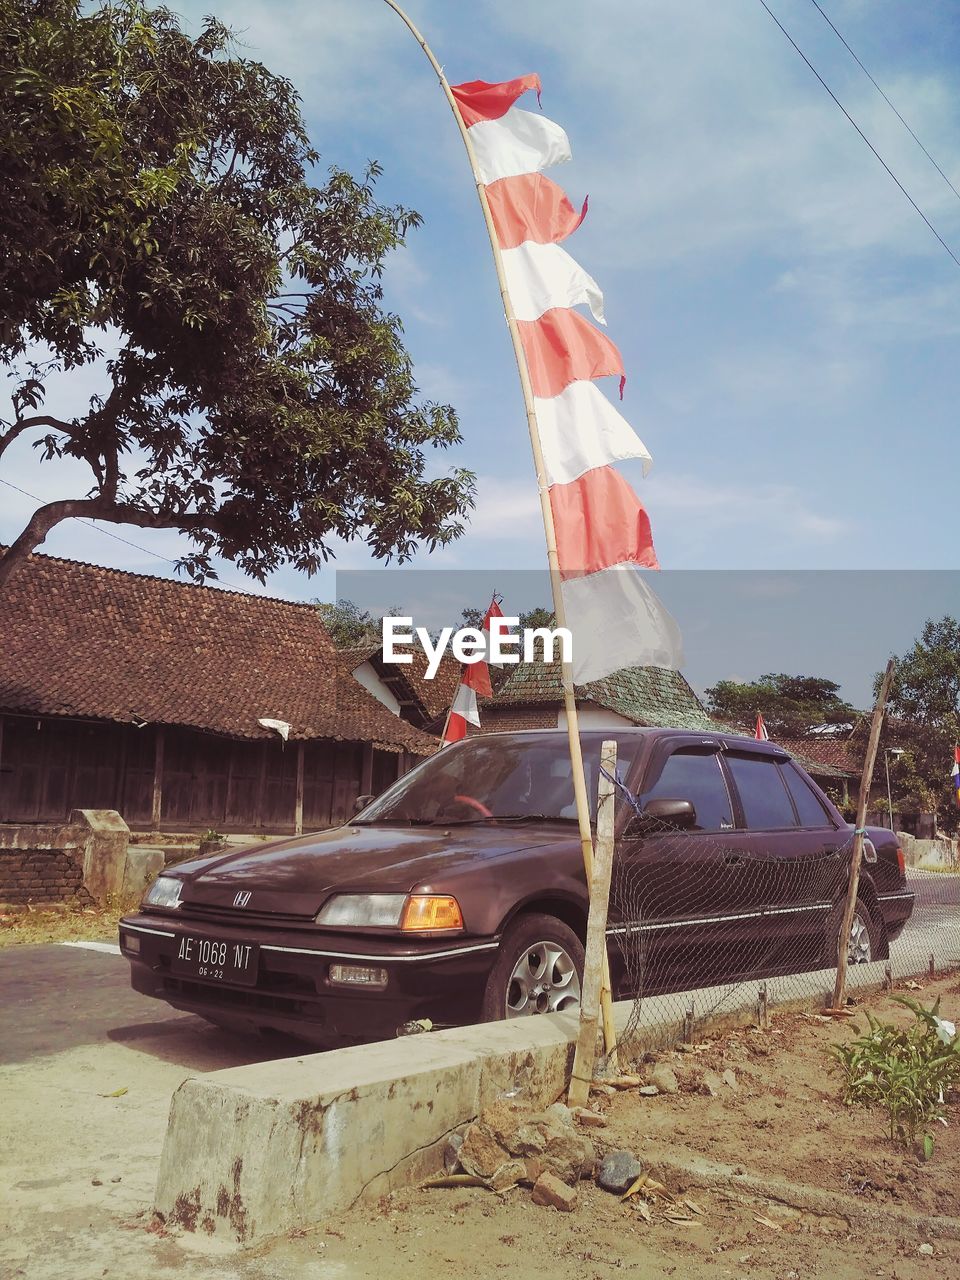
(383, 0, 617, 1054)
(255, 740, 268, 832)
(294, 741, 305, 837)
(151, 726, 164, 832)
(830, 659, 895, 1011)
(568, 741, 619, 1107)
(360, 742, 374, 794)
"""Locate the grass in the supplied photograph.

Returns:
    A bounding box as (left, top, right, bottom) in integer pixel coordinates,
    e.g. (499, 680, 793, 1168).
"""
(0, 892, 143, 948)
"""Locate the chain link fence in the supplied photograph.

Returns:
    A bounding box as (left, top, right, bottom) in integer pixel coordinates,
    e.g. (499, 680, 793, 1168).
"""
(605, 823, 960, 1059)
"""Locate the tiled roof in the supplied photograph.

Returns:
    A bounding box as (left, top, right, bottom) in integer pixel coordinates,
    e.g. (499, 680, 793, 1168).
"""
(0, 551, 436, 754)
(776, 736, 860, 778)
(489, 661, 715, 731)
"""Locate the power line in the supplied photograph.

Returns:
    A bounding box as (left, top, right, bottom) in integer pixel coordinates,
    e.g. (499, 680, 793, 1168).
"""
(807, 0, 960, 208)
(0, 474, 262, 597)
(757, 0, 960, 273)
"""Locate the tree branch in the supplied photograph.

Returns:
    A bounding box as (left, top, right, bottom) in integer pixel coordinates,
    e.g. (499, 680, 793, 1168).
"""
(0, 415, 74, 460)
(0, 497, 220, 592)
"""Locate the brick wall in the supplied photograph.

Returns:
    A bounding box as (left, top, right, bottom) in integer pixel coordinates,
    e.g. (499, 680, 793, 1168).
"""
(0, 839, 91, 904)
(0, 810, 128, 906)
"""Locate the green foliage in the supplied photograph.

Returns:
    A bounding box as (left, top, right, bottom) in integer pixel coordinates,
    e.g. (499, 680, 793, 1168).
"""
(704, 672, 855, 738)
(870, 617, 960, 829)
(460, 604, 556, 631)
(0, 0, 474, 586)
(829, 997, 960, 1157)
(316, 597, 402, 649)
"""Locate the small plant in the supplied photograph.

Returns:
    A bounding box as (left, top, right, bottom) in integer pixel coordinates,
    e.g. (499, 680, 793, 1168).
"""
(198, 828, 225, 848)
(830, 997, 960, 1158)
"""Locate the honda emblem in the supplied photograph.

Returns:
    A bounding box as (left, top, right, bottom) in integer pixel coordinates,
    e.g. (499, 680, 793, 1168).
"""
(233, 891, 252, 908)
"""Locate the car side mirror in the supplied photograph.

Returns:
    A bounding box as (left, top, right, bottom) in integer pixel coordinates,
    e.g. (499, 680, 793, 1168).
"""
(623, 797, 697, 837)
(353, 793, 375, 815)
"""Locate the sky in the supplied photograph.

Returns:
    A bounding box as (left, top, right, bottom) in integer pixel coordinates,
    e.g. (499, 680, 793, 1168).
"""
(2, 0, 959, 702)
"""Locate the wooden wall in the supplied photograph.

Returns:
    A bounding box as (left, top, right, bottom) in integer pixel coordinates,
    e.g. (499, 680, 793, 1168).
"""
(0, 715, 404, 833)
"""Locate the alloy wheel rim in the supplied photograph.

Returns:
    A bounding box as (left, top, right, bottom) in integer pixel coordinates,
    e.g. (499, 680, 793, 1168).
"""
(847, 911, 872, 964)
(504, 942, 582, 1017)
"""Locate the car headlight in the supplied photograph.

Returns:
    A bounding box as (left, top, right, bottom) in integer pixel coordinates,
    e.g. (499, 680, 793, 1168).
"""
(143, 876, 183, 910)
(316, 894, 408, 927)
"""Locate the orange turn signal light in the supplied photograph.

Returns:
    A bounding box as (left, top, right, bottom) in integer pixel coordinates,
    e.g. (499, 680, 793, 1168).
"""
(896, 847, 905, 876)
(400, 895, 464, 932)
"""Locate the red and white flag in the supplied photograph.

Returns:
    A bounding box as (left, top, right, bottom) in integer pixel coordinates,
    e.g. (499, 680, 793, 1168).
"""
(755, 713, 769, 741)
(450, 74, 682, 683)
(442, 596, 502, 746)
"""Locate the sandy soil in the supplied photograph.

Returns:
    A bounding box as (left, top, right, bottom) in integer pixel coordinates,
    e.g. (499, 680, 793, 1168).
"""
(298, 973, 960, 1280)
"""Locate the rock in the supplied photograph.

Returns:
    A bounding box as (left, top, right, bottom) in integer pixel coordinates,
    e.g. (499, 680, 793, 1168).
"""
(488, 1160, 526, 1192)
(597, 1150, 643, 1194)
(722, 1069, 738, 1091)
(572, 1108, 607, 1128)
(458, 1123, 511, 1181)
(539, 1128, 595, 1186)
(700, 1070, 723, 1097)
(443, 1132, 464, 1174)
(531, 1171, 577, 1212)
(649, 1064, 679, 1095)
(638, 1085, 659, 1097)
(918, 1243, 934, 1257)
(509, 1123, 548, 1157)
(545, 1102, 575, 1127)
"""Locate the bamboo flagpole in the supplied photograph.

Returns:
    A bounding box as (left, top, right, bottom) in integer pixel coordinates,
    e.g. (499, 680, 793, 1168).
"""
(382, 1, 619, 1060)
(829, 658, 896, 1013)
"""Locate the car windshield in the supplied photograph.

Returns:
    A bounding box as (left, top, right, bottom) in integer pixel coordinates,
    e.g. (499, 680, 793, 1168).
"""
(355, 736, 641, 825)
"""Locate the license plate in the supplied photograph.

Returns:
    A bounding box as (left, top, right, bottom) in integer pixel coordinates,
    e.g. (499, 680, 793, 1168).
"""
(170, 935, 259, 986)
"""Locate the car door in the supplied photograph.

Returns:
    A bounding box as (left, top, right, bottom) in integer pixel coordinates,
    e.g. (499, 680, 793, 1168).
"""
(609, 741, 759, 997)
(720, 750, 843, 972)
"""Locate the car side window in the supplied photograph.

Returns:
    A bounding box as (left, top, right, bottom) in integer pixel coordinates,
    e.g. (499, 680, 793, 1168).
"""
(726, 754, 798, 830)
(781, 762, 833, 828)
(642, 749, 734, 832)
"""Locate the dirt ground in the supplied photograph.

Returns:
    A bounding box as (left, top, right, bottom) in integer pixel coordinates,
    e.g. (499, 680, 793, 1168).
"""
(293, 973, 960, 1280)
(3, 960, 959, 1280)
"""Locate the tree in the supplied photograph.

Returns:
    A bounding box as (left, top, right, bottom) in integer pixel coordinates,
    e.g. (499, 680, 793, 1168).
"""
(871, 616, 960, 829)
(704, 673, 855, 738)
(459, 604, 556, 631)
(316, 598, 401, 649)
(0, 1, 474, 589)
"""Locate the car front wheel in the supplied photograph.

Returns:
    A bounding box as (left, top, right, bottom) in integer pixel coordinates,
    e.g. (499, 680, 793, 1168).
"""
(482, 913, 585, 1021)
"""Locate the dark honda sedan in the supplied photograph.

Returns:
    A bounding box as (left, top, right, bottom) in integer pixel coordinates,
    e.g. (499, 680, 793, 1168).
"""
(119, 729, 914, 1045)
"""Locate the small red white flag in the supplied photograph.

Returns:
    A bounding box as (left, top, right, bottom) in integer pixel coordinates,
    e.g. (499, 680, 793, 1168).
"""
(755, 713, 769, 741)
(442, 597, 501, 746)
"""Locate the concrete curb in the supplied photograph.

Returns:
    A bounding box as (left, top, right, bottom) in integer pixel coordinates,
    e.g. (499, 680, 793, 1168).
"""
(154, 952, 958, 1248)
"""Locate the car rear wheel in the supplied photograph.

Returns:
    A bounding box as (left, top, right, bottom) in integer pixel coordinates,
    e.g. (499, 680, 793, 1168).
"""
(482, 913, 584, 1021)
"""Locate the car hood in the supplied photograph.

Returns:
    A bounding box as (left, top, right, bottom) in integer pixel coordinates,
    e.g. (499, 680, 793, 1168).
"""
(168, 822, 564, 917)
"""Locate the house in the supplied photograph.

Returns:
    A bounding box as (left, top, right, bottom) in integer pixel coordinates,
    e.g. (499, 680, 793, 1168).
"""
(0, 552, 436, 834)
(478, 661, 718, 732)
(339, 642, 461, 736)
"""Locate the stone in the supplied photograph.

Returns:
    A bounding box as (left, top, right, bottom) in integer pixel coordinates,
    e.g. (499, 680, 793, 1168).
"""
(539, 1128, 595, 1185)
(545, 1102, 575, 1127)
(638, 1085, 659, 1096)
(572, 1108, 607, 1128)
(458, 1123, 511, 1181)
(488, 1160, 526, 1192)
(918, 1243, 934, 1257)
(442, 1132, 464, 1174)
(597, 1150, 643, 1194)
(722, 1069, 738, 1091)
(531, 1171, 577, 1212)
(649, 1064, 679, 1095)
(700, 1071, 723, 1097)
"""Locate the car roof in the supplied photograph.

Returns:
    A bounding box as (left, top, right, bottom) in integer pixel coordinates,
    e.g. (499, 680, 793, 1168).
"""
(471, 726, 791, 758)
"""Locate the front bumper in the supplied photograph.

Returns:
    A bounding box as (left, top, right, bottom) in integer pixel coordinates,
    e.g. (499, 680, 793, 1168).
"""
(119, 911, 497, 1044)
